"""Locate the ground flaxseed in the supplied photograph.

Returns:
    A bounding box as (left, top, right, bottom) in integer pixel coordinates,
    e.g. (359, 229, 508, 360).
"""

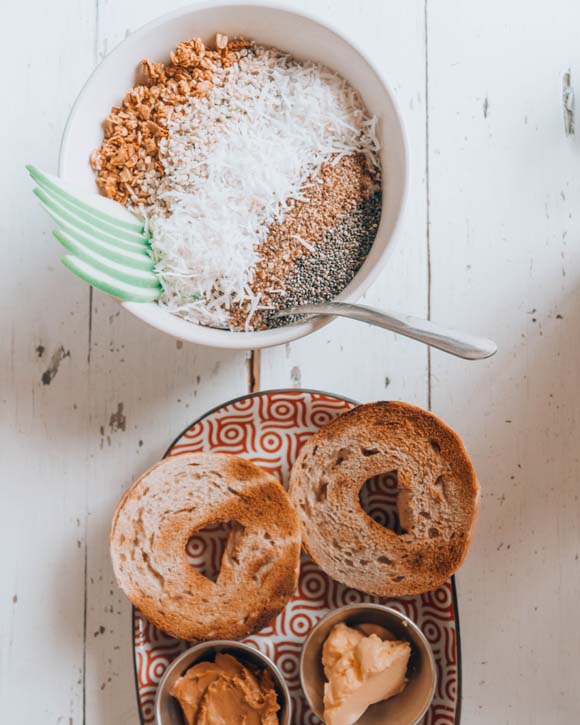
(229, 153, 379, 330)
(261, 191, 382, 328)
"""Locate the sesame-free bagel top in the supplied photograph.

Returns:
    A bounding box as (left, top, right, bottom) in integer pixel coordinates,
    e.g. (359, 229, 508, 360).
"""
(289, 402, 479, 596)
(110, 452, 301, 641)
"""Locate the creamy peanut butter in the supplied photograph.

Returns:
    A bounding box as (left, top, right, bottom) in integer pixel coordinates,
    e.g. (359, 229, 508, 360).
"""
(171, 652, 280, 725)
(322, 622, 411, 725)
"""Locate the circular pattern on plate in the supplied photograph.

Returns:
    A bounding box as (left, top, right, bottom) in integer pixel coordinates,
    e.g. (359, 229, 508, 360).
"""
(133, 390, 460, 725)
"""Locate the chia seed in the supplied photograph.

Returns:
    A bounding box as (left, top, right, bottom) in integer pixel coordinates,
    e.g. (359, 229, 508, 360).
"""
(262, 191, 381, 328)
(229, 152, 381, 331)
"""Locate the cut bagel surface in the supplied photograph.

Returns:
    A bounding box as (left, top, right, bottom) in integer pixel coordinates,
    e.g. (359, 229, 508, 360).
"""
(110, 452, 301, 641)
(289, 401, 479, 596)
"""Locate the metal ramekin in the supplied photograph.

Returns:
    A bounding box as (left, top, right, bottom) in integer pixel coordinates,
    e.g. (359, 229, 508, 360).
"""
(155, 640, 292, 725)
(300, 603, 436, 725)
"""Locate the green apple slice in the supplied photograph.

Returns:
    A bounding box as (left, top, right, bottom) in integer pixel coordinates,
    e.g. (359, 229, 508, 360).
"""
(62, 255, 161, 302)
(53, 229, 155, 272)
(55, 231, 160, 289)
(34, 187, 149, 252)
(36, 181, 147, 244)
(26, 165, 145, 234)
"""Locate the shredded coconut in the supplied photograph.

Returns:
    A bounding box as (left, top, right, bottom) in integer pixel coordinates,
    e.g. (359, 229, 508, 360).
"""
(146, 46, 380, 329)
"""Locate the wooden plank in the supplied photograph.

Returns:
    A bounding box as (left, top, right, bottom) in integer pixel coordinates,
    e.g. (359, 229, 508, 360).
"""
(83, 302, 248, 724)
(427, 1, 580, 722)
(259, 0, 429, 408)
(83, 2, 250, 722)
(0, 1, 95, 723)
(87, 0, 428, 721)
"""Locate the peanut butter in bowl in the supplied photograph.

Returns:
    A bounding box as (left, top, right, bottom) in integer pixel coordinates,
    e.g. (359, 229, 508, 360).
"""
(171, 652, 280, 724)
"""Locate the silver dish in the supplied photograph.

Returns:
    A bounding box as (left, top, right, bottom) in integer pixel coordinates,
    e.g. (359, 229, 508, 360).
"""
(300, 603, 437, 725)
(155, 640, 292, 725)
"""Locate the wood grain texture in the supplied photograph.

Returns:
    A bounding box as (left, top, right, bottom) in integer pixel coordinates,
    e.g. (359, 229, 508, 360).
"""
(0, 2, 95, 723)
(428, 3, 580, 722)
(2, 0, 580, 723)
(84, 4, 249, 722)
(83, 303, 247, 724)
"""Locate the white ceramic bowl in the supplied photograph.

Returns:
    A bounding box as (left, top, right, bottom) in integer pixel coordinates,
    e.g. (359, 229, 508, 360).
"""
(59, 1, 408, 350)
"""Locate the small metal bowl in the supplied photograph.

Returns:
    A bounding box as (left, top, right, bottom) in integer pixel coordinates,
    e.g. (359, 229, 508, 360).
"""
(155, 640, 292, 725)
(300, 604, 436, 725)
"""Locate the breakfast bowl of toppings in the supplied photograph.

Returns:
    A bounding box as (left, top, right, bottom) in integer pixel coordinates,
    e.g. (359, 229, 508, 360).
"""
(59, 1, 407, 349)
(300, 603, 436, 725)
(155, 640, 292, 724)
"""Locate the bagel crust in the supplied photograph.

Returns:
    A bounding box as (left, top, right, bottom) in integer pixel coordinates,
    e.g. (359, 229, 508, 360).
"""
(110, 452, 301, 641)
(289, 402, 479, 596)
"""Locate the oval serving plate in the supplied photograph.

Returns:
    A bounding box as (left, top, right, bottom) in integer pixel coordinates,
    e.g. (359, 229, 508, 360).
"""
(133, 389, 462, 725)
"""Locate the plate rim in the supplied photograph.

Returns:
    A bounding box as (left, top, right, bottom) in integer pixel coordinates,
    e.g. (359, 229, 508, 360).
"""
(130, 387, 463, 724)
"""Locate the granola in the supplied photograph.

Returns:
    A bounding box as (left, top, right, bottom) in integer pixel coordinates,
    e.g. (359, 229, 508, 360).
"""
(90, 35, 253, 206)
(90, 35, 382, 331)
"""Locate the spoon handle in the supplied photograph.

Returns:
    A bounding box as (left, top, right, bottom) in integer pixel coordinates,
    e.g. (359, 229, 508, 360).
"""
(277, 302, 497, 360)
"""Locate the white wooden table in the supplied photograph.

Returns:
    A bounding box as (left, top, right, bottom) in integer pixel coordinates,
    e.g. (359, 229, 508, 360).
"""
(2, 1, 580, 722)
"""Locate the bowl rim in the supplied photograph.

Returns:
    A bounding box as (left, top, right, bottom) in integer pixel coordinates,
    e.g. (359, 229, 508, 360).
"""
(59, 0, 409, 350)
(299, 602, 437, 725)
(154, 639, 292, 725)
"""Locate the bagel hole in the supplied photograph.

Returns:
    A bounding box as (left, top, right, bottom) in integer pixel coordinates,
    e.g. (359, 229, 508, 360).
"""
(359, 472, 406, 534)
(186, 520, 245, 583)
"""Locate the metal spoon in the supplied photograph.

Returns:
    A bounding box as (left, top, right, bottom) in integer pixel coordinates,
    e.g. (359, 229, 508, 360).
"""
(274, 302, 497, 360)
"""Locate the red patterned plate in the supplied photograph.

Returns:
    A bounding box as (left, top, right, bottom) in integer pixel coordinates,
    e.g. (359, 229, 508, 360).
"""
(133, 389, 461, 724)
